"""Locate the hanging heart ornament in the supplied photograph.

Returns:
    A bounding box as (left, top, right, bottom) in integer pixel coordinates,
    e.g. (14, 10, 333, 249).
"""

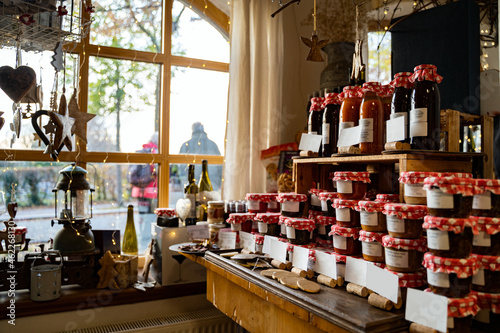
(0, 66, 36, 103)
(31, 110, 64, 160)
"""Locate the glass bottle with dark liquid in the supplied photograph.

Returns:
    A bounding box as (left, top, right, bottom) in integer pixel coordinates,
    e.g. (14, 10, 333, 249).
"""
(308, 95, 325, 156)
(409, 64, 443, 150)
(390, 72, 413, 143)
(322, 92, 341, 157)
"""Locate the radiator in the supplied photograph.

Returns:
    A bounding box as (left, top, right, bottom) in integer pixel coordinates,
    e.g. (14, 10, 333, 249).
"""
(60, 307, 238, 333)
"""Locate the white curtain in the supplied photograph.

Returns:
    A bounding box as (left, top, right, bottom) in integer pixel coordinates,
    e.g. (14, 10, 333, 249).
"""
(223, 1, 284, 200)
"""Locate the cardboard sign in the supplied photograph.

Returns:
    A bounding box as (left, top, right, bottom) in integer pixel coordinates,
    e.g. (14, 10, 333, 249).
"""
(386, 116, 407, 142)
(313, 251, 337, 278)
(269, 238, 287, 263)
(292, 246, 309, 271)
(405, 288, 448, 333)
(337, 126, 361, 147)
(187, 224, 209, 241)
(263, 235, 278, 255)
(219, 231, 237, 250)
(366, 264, 399, 303)
(239, 232, 256, 253)
(345, 256, 367, 286)
(299, 133, 322, 153)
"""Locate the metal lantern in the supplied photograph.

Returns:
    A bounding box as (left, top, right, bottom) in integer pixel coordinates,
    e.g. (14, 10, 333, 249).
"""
(52, 164, 97, 255)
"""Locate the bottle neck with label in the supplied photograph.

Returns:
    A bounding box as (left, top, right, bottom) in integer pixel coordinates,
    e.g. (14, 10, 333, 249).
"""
(184, 164, 199, 225)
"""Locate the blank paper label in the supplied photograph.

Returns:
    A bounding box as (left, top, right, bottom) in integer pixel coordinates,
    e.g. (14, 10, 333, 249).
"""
(385, 248, 408, 268)
(258, 222, 268, 234)
(333, 236, 347, 250)
(318, 224, 327, 235)
(339, 121, 354, 134)
(311, 194, 321, 207)
(360, 211, 378, 226)
(387, 215, 406, 233)
(427, 269, 451, 288)
(321, 200, 329, 212)
(337, 180, 353, 194)
(248, 200, 260, 210)
(322, 123, 330, 145)
(283, 201, 300, 213)
(336, 208, 351, 222)
(386, 116, 407, 142)
(427, 189, 454, 209)
(473, 268, 485, 286)
(473, 192, 492, 210)
(404, 183, 426, 197)
(473, 231, 491, 247)
(427, 229, 450, 250)
(286, 226, 296, 239)
(362, 241, 382, 257)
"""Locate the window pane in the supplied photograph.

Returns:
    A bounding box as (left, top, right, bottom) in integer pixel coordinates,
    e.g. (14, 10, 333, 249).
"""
(172, 0, 229, 63)
(91, 0, 162, 52)
(367, 31, 392, 84)
(170, 66, 227, 155)
(87, 56, 160, 152)
(169, 163, 222, 209)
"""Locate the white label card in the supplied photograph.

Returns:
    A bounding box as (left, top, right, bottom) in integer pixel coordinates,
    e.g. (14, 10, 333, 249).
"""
(336, 207, 351, 222)
(283, 201, 300, 213)
(473, 192, 492, 210)
(258, 222, 268, 234)
(385, 248, 409, 268)
(313, 251, 337, 278)
(473, 231, 491, 247)
(427, 189, 454, 209)
(386, 116, 407, 142)
(333, 235, 347, 250)
(362, 241, 383, 257)
(263, 235, 278, 255)
(311, 194, 321, 207)
(292, 246, 310, 271)
(366, 264, 399, 303)
(286, 226, 296, 239)
(187, 224, 209, 241)
(345, 256, 367, 286)
(337, 180, 353, 194)
(405, 288, 448, 333)
(427, 269, 450, 288)
(360, 211, 378, 226)
(473, 268, 485, 286)
(426, 229, 450, 250)
(219, 231, 237, 250)
(404, 183, 427, 198)
(239, 231, 256, 253)
(337, 126, 361, 147)
(299, 133, 323, 153)
(387, 215, 406, 233)
(248, 200, 260, 210)
(269, 238, 288, 263)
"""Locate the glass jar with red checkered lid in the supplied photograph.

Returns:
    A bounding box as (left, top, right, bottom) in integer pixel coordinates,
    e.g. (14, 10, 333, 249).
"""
(277, 192, 307, 217)
(283, 217, 315, 245)
(357, 200, 387, 232)
(333, 199, 361, 228)
(359, 230, 387, 263)
(471, 254, 500, 293)
(473, 179, 500, 217)
(333, 171, 371, 200)
(472, 291, 500, 331)
(329, 225, 361, 256)
(382, 235, 427, 273)
(383, 203, 428, 239)
(423, 176, 476, 218)
(471, 216, 500, 255)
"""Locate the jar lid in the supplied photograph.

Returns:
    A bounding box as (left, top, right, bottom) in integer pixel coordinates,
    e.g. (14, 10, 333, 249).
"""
(318, 192, 338, 201)
(472, 291, 500, 314)
(423, 216, 478, 234)
(279, 215, 287, 225)
(423, 252, 480, 278)
(277, 192, 308, 203)
(322, 92, 341, 107)
(283, 217, 315, 231)
(378, 84, 394, 98)
(154, 208, 177, 217)
(375, 194, 400, 203)
(308, 210, 323, 221)
(390, 72, 413, 89)
(410, 64, 443, 84)
(226, 213, 256, 224)
(423, 177, 476, 196)
(255, 212, 280, 224)
(399, 171, 473, 184)
(384, 268, 427, 288)
(362, 81, 382, 94)
(309, 97, 324, 112)
(328, 225, 360, 239)
(333, 171, 371, 183)
(339, 85, 363, 101)
(309, 188, 325, 196)
(471, 216, 500, 235)
(255, 234, 264, 245)
(359, 230, 386, 243)
(357, 200, 386, 212)
(333, 198, 359, 209)
(245, 193, 272, 202)
(382, 235, 427, 252)
(470, 254, 500, 272)
(316, 215, 337, 225)
(383, 203, 428, 219)
(208, 200, 225, 206)
(474, 178, 500, 195)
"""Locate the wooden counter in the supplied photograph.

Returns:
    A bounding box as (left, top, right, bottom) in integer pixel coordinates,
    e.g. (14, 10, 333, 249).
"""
(202, 251, 408, 333)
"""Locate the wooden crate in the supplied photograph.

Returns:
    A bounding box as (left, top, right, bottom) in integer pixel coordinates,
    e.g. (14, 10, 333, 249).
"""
(440, 109, 494, 178)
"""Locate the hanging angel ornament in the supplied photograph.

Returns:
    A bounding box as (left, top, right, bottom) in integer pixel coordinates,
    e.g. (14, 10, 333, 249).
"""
(300, 0, 328, 62)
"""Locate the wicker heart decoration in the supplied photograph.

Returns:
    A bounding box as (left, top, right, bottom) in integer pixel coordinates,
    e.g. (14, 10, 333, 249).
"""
(0, 66, 36, 103)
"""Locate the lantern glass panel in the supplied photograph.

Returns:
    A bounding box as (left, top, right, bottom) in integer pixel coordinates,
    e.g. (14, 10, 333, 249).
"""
(72, 189, 91, 220)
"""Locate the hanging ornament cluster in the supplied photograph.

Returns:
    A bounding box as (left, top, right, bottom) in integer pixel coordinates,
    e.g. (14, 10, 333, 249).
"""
(350, 1, 366, 83)
(301, 0, 329, 62)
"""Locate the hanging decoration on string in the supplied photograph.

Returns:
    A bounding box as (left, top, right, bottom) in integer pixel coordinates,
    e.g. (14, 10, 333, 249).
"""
(350, 0, 366, 83)
(300, 0, 329, 62)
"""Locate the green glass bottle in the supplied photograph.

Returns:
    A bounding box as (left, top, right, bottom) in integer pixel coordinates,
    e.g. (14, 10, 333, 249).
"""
(198, 160, 213, 221)
(122, 205, 138, 255)
(184, 164, 199, 225)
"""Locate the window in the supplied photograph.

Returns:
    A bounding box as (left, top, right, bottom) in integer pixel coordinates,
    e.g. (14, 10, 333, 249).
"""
(0, 0, 229, 253)
(367, 31, 391, 84)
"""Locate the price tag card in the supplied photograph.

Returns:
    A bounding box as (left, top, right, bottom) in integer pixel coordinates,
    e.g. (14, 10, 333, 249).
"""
(263, 235, 278, 255)
(239, 231, 256, 253)
(337, 126, 361, 147)
(269, 238, 287, 263)
(405, 288, 448, 333)
(219, 231, 237, 250)
(299, 133, 322, 153)
(186, 224, 209, 241)
(345, 256, 367, 287)
(386, 116, 407, 143)
(313, 251, 337, 278)
(292, 246, 309, 271)
(366, 264, 399, 303)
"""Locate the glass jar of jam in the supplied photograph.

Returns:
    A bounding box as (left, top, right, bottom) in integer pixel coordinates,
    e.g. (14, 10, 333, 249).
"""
(472, 254, 500, 293)
(359, 230, 386, 263)
(383, 203, 427, 239)
(382, 235, 427, 273)
(318, 191, 338, 217)
(245, 193, 270, 213)
(473, 291, 500, 332)
(267, 193, 280, 213)
(309, 188, 325, 212)
(423, 216, 476, 258)
(255, 212, 281, 237)
(423, 177, 475, 218)
(226, 213, 255, 233)
(375, 194, 400, 203)
(423, 252, 479, 298)
(329, 225, 361, 256)
(277, 192, 307, 217)
(255, 234, 264, 253)
(322, 93, 341, 157)
(473, 179, 500, 217)
(333, 199, 361, 228)
(279, 215, 287, 238)
(207, 201, 225, 224)
(390, 72, 413, 143)
(430, 292, 479, 333)
(357, 200, 387, 232)
(399, 172, 473, 205)
(339, 86, 362, 145)
(359, 82, 385, 155)
(316, 215, 336, 241)
(472, 216, 500, 256)
(308, 96, 325, 156)
(208, 223, 225, 248)
(379, 84, 394, 121)
(408, 64, 443, 150)
(385, 268, 427, 309)
(283, 217, 315, 245)
(333, 171, 371, 200)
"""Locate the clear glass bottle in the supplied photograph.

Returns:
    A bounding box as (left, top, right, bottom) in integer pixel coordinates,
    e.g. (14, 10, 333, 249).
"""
(184, 164, 199, 225)
(122, 205, 138, 255)
(360, 82, 384, 155)
(198, 159, 213, 221)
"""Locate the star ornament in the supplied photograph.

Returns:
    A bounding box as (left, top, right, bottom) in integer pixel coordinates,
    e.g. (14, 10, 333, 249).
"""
(301, 34, 329, 62)
(49, 94, 75, 151)
(68, 89, 96, 143)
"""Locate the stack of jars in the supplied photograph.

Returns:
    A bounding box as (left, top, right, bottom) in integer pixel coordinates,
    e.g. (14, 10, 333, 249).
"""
(470, 179, 500, 331)
(357, 200, 387, 264)
(421, 176, 481, 332)
(246, 193, 281, 238)
(276, 192, 315, 246)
